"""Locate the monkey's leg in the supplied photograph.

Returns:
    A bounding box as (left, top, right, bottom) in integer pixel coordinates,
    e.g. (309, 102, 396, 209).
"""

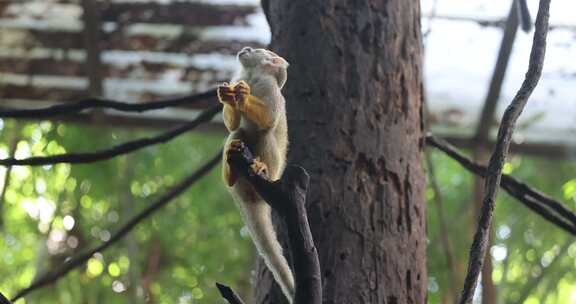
(234, 81, 274, 129)
(223, 161, 237, 187)
(223, 138, 244, 187)
(224, 139, 270, 186)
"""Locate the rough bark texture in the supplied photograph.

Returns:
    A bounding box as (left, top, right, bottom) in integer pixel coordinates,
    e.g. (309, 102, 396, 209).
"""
(258, 1, 426, 303)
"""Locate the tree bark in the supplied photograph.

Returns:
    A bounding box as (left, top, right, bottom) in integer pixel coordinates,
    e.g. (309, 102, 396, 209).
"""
(259, 1, 426, 303)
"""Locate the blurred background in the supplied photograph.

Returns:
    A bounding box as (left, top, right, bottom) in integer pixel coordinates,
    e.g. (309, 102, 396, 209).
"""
(0, 0, 574, 303)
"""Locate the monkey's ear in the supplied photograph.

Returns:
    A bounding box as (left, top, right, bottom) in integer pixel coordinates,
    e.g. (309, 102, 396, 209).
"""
(263, 56, 289, 69)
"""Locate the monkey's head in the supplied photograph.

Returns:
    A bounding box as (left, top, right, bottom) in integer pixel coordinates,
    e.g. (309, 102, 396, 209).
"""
(237, 46, 289, 89)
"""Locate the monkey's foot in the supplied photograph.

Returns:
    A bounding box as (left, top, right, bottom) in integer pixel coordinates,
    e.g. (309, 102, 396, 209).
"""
(250, 157, 269, 180)
(228, 139, 245, 152)
(226, 140, 268, 180)
(234, 80, 251, 110)
(217, 82, 236, 106)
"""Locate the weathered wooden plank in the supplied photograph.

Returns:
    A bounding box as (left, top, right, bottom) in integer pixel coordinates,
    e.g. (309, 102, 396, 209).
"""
(0, 1, 256, 27)
(0, 84, 217, 110)
(0, 58, 85, 76)
(0, 58, 229, 80)
(98, 2, 257, 26)
(0, 85, 86, 101)
(24, 29, 264, 54)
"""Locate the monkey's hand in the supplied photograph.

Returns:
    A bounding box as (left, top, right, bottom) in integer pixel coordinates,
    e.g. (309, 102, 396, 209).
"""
(217, 81, 250, 107)
(218, 82, 242, 131)
(217, 82, 237, 106)
(233, 80, 251, 109)
(226, 140, 269, 184)
(219, 81, 273, 129)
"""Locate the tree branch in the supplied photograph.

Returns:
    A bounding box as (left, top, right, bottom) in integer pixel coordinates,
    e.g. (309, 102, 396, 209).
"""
(0, 90, 216, 119)
(475, 0, 519, 143)
(216, 283, 246, 304)
(0, 292, 11, 304)
(0, 105, 222, 167)
(426, 135, 576, 235)
(517, 0, 533, 32)
(9, 151, 221, 302)
(458, 0, 551, 302)
(220, 142, 322, 304)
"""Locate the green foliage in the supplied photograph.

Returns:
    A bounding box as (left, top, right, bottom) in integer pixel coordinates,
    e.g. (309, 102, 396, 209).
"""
(1, 118, 575, 304)
(0, 119, 253, 303)
(426, 150, 576, 304)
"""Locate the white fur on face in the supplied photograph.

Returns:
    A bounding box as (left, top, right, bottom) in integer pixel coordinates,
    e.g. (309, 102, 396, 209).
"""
(237, 47, 289, 88)
(238, 47, 288, 70)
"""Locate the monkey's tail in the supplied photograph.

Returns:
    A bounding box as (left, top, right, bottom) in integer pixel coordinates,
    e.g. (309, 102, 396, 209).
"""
(238, 199, 295, 303)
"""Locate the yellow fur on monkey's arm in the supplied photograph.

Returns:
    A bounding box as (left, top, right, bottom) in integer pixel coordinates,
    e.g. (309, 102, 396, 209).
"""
(233, 81, 274, 129)
(239, 95, 274, 129)
(223, 104, 241, 131)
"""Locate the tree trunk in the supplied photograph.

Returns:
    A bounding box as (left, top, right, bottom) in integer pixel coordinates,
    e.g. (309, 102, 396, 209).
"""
(259, 1, 426, 303)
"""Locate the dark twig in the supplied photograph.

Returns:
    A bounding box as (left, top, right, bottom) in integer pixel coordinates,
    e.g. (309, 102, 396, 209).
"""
(216, 283, 246, 304)
(225, 142, 322, 304)
(0, 105, 222, 167)
(427, 135, 576, 235)
(517, 0, 533, 32)
(0, 90, 216, 118)
(428, 135, 576, 234)
(10, 152, 221, 302)
(500, 178, 576, 235)
(475, 0, 519, 143)
(458, 1, 551, 302)
(0, 292, 11, 304)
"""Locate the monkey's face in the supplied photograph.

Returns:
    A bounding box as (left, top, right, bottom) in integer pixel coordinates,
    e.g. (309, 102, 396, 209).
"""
(238, 47, 289, 88)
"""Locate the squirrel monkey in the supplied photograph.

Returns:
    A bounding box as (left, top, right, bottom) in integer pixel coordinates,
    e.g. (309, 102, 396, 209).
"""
(218, 47, 294, 302)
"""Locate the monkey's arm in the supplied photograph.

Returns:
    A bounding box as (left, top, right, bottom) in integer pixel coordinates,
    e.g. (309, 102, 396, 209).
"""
(219, 81, 274, 130)
(235, 81, 275, 130)
(240, 95, 274, 129)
